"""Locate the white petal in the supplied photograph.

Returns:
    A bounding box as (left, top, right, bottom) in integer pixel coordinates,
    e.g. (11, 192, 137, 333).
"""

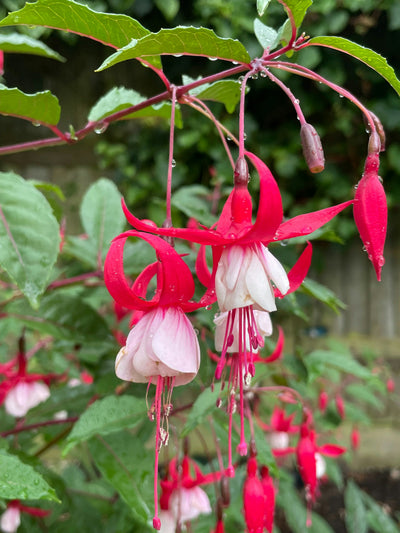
(0, 507, 21, 533)
(261, 246, 290, 295)
(170, 487, 211, 523)
(254, 310, 273, 337)
(245, 252, 277, 312)
(152, 308, 200, 375)
(159, 510, 176, 533)
(224, 246, 245, 291)
(4, 382, 50, 417)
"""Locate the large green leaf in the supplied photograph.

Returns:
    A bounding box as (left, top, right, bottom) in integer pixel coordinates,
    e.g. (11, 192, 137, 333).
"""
(196, 80, 242, 113)
(0, 450, 58, 501)
(285, 0, 313, 29)
(301, 278, 346, 313)
(0, 172, 59, 307)
(6, 293, 112, 342)
(89, 431, 154, 526)
(345, 481, 368, 533)
(0, 0, 149, 49)
(88, 87, 182, 126)
(97, 26, 251, 71)
(171, 185, 217, 226)
(305, 350, 372, 380)
(307, 36, 400, 96)
(80, 178, 125, 264)
(0, 84, 60, 126)
(0, 32, 64, 61)
(64, 395, 147, 454)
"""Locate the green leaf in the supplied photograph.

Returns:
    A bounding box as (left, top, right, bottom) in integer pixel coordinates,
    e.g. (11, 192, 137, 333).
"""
(0, 84, 60, 126)
(284, 0, 313, 29)
(64, 395, 147, 454)
(346, 383, 384, 410)
(88, 87, 182, 126)
(301, 278, 346, 313)
(307, 36, 400, 97)
(257, 0, 272, 17)
(0, 0, 150, 49)
(89, 431, 154, 526)
(252, 423, 277, 475)
(0, 32, 65, 61)
(345, 481, 368, 533)
(171, 185, 217, 226)
(362, 490, 400, 533)
(0, 450, 59, 501)
(181, 387, 221, 437)
(155, 0, 179, 21)
(0, 172, 60, 307)
(97, 26, 251, 71)
(80, 178, 125, 263)
(6, 293, 112, 342)
(305, 350, 372, 379)
(196, 80, 242, 113)
(254, 19, 279, 51)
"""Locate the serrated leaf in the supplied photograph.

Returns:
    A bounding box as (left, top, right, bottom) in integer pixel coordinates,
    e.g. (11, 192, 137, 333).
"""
(89, 431, 153, 525)
(64, 395, 147, 454)
(0, 0, 149, 49)
(0, 450, 59, 501)
(346, 383, 384, 410)
(362, 490, 400, 533)
(345, 481, 368, 533)
(97, 26, 251, 71)
(80, 178, 125, 263)
(257, 0, 272, 17)
(88, 87, 182, 126)
(307, 36, 400, 96)
(181, 387, 221, 437)
(0, 172, 59, 307)
(0, 84, 60, 126)
(171, 185, 217, 226)
(305, 350, 372, 379)
(196, 80, 242, 113)
(6, 293, 112, 342)
(254, 19, 279, 51)
(0, 32, 64, 61)
(301, 278, 346, 313)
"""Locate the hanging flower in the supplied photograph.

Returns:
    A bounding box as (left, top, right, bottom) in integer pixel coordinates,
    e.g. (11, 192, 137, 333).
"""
(104, 231, 215, 530)
(243, 457, 266, 533)
(0, 501, 49, 533)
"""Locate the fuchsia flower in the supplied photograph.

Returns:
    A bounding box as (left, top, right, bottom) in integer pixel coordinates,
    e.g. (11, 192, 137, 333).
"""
(296, 423, 346, 526)
(256, 405, 299, 452)
(353, 150, 387, 281)
(104, 231, 215, 529)
(0, 501, 50, 533)
(159, 453, 220, 530)
(0, 351, 62, 418)
(260, 466, 276, 533)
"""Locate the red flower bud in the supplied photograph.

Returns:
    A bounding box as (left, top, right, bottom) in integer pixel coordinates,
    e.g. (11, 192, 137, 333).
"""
(351, 427, 360, 450)
(335, 394, 345, 419)
(243, 457, 266, 533)
(353, 153, 387, 281)
(318, 391, 329, 413)
(300, 123, 325, 173)
(387, 378, 395, 393)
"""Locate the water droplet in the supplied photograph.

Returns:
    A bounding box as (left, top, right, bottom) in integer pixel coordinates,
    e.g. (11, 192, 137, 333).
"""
(294, 98, 300, 105)
(173, 54, 183, 57)
(194, 328, 199, 336)
(260, 71, 267, 78)
(171, 158, 176, 167)
(238, 76, 245, 83)
(362, 245, 367, 252)
(232, 61, 239, 65)
(205, 304, 212, 311)
(339, 94, 344, 98)
(354, 184, 358, 190)
(32, 121, 41, 127)
(378, 255, 385, 267)
(280, 239, 289, 247)
(226, 136, 232, 141)
(243, 133, 247, 140)
(94, 123, 108, 134)
(378, 175, 383, 183)
(209, 57, 218, 61)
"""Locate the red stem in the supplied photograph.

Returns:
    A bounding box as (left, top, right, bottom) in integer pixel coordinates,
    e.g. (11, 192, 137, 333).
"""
(0, 417, 78, 437)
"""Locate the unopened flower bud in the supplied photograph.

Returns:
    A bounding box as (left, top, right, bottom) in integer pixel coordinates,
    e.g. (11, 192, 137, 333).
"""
(368, 131, 381, 155)
(387, 378, 395, 393)
(300, 123, 325, 173)
(367, 111, 386, 151)
(220, 477, 231, 506)
(234, 156, 249, 187)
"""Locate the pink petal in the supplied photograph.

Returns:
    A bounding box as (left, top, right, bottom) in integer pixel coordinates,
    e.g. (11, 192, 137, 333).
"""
(353, 154, 387, 281)
(275, 200, 353, 241)
(275, 242, 312, 298)
(243, 151, 283, 243)
(318, 444, 346, 457)
(0, 506, 21, 533)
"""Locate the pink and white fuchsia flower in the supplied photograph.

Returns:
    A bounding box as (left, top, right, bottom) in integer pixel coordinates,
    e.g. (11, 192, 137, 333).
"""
(104, 231, 215, 530)
(4, 381, 50, 418)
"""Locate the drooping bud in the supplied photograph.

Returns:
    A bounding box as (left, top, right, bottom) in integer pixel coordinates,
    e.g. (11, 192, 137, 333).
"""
(300, 123, 325, 173)
(234, 156, 249, 187)
(231, 157, 252, 226)
(220, 477, 231, 507)
(260, 466, 276, 533)
(318, 391, 329, 413)
(243, 457, 266, 533)
(353, 152, 387, 281)
(366, 111, 386, 152)
(335, 394, 345, 419)
(351, 427, 360, 450)
(368, 131, 381, 155)
(387, 378, 395, 393)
